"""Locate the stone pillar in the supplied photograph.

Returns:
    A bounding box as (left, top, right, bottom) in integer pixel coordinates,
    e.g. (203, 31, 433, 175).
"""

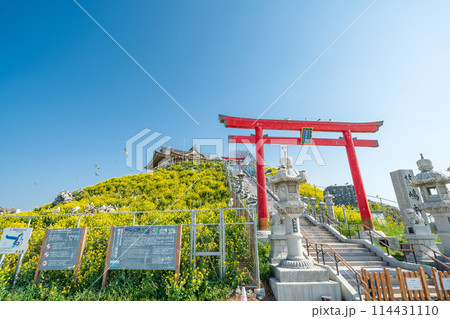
(390, 169, 438, 260)
(268, 213, 287, 264)
(324, 192, 336, 219)
(318, 201, 326, 222)
(310, 197, 317, 218)
(302, 196, 310, 215)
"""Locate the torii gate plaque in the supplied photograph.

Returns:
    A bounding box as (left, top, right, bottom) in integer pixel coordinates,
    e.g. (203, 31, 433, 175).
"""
(219, 114, 383, 231)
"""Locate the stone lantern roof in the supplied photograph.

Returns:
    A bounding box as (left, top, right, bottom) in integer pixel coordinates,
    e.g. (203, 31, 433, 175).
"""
(271, 157, 307, 186)
(409, 154, 450, 187)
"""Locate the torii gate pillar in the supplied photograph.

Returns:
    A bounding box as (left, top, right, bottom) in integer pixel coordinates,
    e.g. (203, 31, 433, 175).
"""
(343, 130, 374, 230)
(255, 126, 269, 230)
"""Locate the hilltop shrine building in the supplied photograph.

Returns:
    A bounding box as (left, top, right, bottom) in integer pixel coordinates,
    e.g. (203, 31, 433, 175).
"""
(145, 146, 210, 170)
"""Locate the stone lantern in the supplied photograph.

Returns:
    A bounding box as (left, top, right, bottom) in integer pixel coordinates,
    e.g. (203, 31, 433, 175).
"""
(309, 197, 317, 217)
(409, 154, 450, 256)
(318, 201, 326, 221)
(269, 156, 314, 269)
(235, 170, 245, 192)
(324, 192, 336, 220)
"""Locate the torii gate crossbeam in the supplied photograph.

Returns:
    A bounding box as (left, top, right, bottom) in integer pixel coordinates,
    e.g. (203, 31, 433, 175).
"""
(219, 114, 383, 231)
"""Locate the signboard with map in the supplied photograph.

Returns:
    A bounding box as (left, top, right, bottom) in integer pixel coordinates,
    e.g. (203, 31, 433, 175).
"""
(0, 228, 33, 255)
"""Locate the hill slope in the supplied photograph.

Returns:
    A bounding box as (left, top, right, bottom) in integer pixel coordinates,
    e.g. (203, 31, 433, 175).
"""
(0, 162, 252, 301)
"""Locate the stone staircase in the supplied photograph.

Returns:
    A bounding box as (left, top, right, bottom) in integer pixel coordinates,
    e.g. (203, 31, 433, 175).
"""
(300, 217, 388, 268)
(299, 216, 438, 300)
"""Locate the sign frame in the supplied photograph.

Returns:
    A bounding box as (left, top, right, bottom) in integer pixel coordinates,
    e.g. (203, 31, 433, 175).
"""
(300, 127, 313, 145)
(102, 225, 182, 288)
(405, 277, 422, 290)
(33, 227, 87, 284)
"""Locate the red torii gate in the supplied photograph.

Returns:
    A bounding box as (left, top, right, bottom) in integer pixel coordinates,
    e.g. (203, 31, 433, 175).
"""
(219, 114, 383, 231)
(222, 157, 245, 165)
(222, 156, 245, 169)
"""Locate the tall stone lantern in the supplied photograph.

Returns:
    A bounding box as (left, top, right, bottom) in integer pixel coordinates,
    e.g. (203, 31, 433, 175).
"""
(270, 156, 314, 269)
(409, 154, 450, 256)
(235, 170, 245, 192)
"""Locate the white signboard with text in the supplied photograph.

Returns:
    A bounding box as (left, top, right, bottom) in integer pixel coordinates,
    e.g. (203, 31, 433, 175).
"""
(405, 277, 422, 290)
(441, 278, 450, 290)
(0, 228, 33, 254)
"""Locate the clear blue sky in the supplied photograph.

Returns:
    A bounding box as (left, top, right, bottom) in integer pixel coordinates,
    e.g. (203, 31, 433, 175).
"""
(1, 0, 449, 211)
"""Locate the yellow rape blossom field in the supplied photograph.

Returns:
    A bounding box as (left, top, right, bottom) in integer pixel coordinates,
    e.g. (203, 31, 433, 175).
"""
(0, 162, 256, 301)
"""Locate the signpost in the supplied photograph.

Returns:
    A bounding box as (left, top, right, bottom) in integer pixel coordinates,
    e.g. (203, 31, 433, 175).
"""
(34, 228, 87, 284)
(0, 228, 33, 287)
(102, 225, 182, 288)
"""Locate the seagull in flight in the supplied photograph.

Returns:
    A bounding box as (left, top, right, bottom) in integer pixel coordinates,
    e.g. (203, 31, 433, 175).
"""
(124, 148, 129, 157)
(95, 172, 100, 176)
(94, 165, 100, 169)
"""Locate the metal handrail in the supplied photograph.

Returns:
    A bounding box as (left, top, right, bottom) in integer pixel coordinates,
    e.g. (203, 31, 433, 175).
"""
(301, 229, 364, 300)
(311, 211, 450, 271)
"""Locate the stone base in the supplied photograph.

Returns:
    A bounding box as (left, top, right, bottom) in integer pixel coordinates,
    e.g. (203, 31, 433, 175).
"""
(268, 233, 287, 265)
(269, 266, 341, 301)
(257, 230, 271, 243)
(405, 234, 439, 261)
(279, 258, 314, 269)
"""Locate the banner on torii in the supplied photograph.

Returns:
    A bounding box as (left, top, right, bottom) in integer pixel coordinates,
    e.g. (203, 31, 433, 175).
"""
(219, 114, 383, 231)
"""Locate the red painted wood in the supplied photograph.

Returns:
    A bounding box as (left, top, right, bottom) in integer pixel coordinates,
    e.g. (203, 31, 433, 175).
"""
(255, 126, 268, 230)
(228, 136, 379, 148)
(220, 114, 382, 230)
(343, 130, 374, 230)
(219, 114, 383, 133)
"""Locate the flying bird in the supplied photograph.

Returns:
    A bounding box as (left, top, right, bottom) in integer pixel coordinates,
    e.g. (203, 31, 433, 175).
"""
(124, 148, 129, 157)
(94, 165, 100, 169)
(95, 172, 100, 176)
(317, 118, 322, 121)
(34, 181, 38, 186)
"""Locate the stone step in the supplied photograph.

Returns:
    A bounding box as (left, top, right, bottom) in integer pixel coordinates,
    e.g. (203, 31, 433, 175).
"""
(303, 246, 373, 253)
(314, 259, 389, 267)
(302, 231, 337, 235)
(323, 251, 377, 257)
(319, 255, 383, 262)
(307, 243, 366, 249)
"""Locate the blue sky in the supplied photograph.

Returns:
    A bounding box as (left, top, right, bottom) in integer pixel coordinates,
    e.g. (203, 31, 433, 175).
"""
(1, 0, 449, 211)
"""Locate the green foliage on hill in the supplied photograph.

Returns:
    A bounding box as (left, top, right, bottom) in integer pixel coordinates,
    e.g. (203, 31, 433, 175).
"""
(0, 162, 254, 301)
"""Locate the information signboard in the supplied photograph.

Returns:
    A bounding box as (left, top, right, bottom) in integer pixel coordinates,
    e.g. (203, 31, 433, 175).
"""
(33, 228, 87, 284)
(406, 277, 422, 290)
(0, 228, 33, 255)
(41, 228, 84, 270)
(442, 277, 450, 290)
(102, 225, 182, 287)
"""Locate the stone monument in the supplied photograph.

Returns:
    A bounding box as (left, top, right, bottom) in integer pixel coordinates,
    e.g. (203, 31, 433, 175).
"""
(391, 167, 438, 260)
(409, 154, 450, 257)
(268, 154, 340, 300)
